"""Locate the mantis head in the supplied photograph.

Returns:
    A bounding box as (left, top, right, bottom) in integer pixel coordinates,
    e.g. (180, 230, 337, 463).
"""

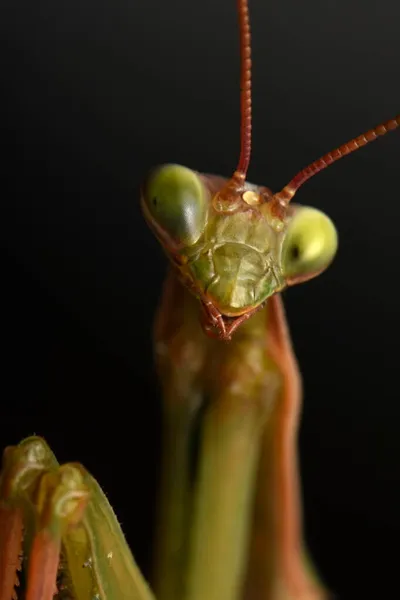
(141, 0, 399, 339)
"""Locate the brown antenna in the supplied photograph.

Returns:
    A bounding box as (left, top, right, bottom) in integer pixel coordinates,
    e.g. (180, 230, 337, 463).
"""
(274, 115, 400, 204)
(234, 0, 252, 180)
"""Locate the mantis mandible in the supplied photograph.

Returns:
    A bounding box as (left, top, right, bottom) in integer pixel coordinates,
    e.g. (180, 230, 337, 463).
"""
(0, 1, 398, 599)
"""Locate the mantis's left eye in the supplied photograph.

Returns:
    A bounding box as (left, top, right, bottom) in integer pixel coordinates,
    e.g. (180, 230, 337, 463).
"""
(282, 207, 338, 283)
(142, 164, 208, 247)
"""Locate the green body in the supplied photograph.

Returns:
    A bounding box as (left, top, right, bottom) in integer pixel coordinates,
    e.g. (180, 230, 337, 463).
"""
(0, 161, 337, 600)
(152, 270, 325, 600)
(0, 165, 337, 600)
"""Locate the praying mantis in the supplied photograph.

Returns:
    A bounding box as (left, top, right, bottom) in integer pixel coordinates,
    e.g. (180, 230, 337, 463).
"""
(0, 0, 399, 599)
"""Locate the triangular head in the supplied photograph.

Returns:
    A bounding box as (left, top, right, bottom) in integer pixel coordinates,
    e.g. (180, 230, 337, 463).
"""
(142, 166, 337, 340)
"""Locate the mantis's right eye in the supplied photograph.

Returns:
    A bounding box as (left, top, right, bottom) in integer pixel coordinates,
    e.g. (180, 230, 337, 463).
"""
(142, 164, 208, 247)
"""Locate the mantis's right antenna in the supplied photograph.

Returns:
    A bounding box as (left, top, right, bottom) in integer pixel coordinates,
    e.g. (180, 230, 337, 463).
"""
(234, 0, 252, 181)
(274, 115, 400, 205)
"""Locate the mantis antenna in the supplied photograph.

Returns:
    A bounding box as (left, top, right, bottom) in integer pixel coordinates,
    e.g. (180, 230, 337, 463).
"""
(274, 115, 400, 204)
(232, 0, 399, 209)
(234, 0, 252, 180)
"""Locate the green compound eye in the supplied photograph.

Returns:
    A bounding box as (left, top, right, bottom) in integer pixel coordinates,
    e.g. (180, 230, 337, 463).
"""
(282, 207, 338, 282)
(143, 164, 208, 247)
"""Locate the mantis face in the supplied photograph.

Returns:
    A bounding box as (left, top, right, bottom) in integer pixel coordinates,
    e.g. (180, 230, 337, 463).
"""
(142, 164, 338, 319)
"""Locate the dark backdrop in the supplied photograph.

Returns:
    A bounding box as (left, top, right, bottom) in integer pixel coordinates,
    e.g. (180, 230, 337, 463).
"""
(1, 0, 399, 598)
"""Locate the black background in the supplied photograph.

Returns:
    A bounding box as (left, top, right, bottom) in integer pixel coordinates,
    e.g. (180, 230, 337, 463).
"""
(1, 0, 400, 598)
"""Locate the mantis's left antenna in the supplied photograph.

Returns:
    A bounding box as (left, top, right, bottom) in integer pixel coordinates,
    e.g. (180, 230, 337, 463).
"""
(234, 0, 252, 180)
(274, 115, 400, 204)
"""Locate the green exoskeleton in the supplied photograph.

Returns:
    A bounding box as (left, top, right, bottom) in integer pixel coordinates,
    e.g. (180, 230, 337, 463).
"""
(0, 0, 398, 599)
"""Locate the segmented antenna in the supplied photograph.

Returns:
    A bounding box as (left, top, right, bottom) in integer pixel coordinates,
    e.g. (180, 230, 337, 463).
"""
(235, 0, 252, 179)
(274, 115, 400, 204)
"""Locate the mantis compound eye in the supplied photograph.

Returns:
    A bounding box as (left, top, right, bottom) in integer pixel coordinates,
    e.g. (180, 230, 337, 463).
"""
(282, 206, 338, 284)
(142, 164, 208, 247)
